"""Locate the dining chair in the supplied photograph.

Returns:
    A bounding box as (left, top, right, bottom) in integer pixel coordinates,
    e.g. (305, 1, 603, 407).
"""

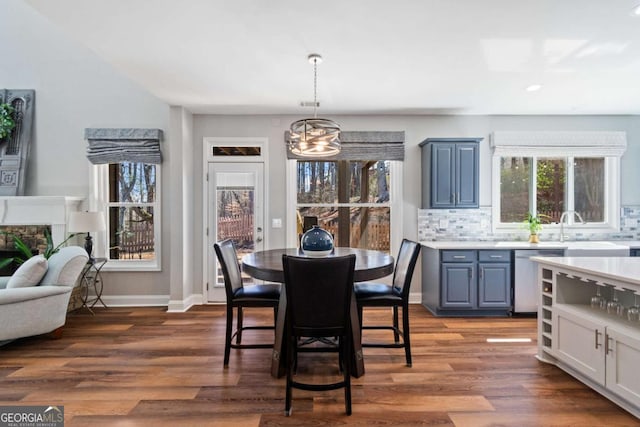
(281, 254, 356, 416)
(354, 239, 421, 366)
(214, 239, 281, 368)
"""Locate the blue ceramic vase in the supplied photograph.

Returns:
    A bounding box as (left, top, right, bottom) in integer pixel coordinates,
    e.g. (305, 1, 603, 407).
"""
(301, 225, 334, 257)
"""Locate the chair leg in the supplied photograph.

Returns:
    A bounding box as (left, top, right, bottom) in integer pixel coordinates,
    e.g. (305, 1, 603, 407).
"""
(236, 306, 243, 344)
(224, 305, 233, 367)
(285, 335, 295, 416)
(402, 304, 412, 367)
(344, 333, 352, 415)
(392, 306, 400, 343)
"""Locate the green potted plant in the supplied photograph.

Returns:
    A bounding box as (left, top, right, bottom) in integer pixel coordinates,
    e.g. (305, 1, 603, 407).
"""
(0, 103, 16, 140)
(524, 212, 551, 243)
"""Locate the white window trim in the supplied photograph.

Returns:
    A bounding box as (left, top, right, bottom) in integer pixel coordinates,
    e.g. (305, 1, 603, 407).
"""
(490, 131, 625, 235)
(90, 163, 162, 271)
(286, 160, 403, 257)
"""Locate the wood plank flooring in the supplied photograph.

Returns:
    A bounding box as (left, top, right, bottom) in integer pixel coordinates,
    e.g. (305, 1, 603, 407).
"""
(1, 305, 638, 426)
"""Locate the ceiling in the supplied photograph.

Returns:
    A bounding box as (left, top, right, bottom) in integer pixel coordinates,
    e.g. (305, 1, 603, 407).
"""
(23, 0, 640, 115)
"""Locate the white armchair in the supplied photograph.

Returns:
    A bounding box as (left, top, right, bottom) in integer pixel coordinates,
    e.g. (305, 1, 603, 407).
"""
(0, 246, 88, 342)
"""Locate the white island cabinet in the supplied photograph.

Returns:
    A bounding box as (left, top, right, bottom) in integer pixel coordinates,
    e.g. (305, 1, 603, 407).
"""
(532, 256, 640, 419)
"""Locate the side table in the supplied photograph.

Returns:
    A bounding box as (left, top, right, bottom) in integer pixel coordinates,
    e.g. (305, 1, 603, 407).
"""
(79, 257, 107, 314)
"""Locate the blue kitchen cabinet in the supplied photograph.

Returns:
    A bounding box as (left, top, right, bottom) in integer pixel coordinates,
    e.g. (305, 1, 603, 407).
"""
(423, 248, 512, 316)
(420, 138, 481, 209)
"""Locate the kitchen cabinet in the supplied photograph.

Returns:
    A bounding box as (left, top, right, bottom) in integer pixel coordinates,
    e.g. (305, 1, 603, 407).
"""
(535, 257, 640, 418)
(419, 138, 481, 209)
(423, 248, 511, 315)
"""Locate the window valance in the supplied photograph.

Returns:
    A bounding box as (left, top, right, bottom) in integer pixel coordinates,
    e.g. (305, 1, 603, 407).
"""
(84, 128, 163, 164)
(285, 131, 405, 161)
(491, 131, 627, 157)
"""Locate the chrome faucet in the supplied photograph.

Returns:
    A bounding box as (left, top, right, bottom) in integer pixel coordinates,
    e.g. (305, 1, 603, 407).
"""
(559, 210, 586, 242)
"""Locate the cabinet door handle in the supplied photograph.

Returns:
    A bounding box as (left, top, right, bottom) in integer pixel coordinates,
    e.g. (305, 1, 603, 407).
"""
(595, 330, 602, 349)
(606, 335, 613, 355)
(450, 193, 455, 203)
(489, 255, 503, 259)
(456, 192, 460, 204)
(453, 255, 467, 259)
(479, 268, 483, 279)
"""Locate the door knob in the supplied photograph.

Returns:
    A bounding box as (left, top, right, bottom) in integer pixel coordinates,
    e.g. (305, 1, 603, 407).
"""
(256, 237, 263, 243)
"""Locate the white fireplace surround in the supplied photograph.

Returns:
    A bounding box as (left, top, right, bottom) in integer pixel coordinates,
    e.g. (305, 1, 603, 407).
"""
(0, 196, 84, 246)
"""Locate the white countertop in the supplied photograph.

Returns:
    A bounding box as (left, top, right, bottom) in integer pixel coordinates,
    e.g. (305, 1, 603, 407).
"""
(530, 256, 640, 287)
(419, 240, 640, 250)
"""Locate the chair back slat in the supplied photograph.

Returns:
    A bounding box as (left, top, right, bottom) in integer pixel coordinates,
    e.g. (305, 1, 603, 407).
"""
(282, 254, 356, 338)
(392, 239, 421, 297)
(214, 239, 244, 300)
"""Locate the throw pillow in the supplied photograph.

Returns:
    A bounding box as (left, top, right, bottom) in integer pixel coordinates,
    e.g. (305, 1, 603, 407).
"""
(6, 255, 48, 289)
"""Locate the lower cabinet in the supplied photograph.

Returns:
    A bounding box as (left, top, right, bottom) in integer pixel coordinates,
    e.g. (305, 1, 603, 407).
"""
(551, 304, 640, 413)
(423, 248, 512, 315)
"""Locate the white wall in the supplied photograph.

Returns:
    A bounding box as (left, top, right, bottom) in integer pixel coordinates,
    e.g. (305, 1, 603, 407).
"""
(1, 0, 172, 301)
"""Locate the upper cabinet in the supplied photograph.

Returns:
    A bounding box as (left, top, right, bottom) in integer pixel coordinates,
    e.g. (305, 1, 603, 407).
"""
(419, 137, 482, 209)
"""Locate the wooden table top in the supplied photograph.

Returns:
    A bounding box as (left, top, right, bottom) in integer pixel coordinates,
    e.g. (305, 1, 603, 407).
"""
(241, 247, 395, 283)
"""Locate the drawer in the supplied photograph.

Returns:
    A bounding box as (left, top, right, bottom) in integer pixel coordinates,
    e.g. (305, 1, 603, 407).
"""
(478, 250, 511, 262)
(441, 250, 477, 262)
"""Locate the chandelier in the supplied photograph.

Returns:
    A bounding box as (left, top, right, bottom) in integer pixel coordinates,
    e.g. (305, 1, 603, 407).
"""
(288, 54, 341, 157)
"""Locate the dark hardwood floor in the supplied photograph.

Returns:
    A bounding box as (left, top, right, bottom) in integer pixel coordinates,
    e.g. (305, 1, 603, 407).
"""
(0, 305, 638, 426)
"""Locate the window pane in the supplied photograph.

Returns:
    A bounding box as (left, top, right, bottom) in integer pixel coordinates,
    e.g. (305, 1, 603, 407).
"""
(500, 157, 531, 222)
(109, 163, 156, 203)
(108, 206, 155, 260)
(574, 158, 604, 222)
(348, 161, 390, 203)
(296, 161, 337, 203)
(297, 206, 390, 252)
(536, 158, 566, 223)
(216, 186, 254, 253)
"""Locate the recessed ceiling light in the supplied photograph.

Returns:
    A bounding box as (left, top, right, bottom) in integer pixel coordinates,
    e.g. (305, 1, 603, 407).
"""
(525, 84, 542, 92)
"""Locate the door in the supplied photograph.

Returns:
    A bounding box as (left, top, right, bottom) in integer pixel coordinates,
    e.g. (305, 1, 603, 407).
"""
(553, 305, 605, 385)
(478, 263, 511, 308)
(605, 326, 640, 406)
(431, 143, 455, 208)
(207, 162, 264, 302)
(441, 263, 476, 308)
(455, 143, 478, 207)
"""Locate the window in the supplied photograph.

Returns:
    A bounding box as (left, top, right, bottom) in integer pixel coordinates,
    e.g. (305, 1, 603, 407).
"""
(294, 160, 393, 252)
(491, 131, 625, 233)
(494, 155, 617, 232)
(92, 162, 161, 270)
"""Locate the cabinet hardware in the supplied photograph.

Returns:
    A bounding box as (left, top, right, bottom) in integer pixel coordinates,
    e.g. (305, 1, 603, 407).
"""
(479, 268, 483, 279)
(595, 330, 602, 349)
(453, 255, 466, 259)
(606, 335, 613, 355)
(490, 255, 503, 259)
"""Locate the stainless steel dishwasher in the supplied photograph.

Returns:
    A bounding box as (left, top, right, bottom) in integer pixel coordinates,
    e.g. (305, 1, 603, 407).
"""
(513, 249, 564, 314)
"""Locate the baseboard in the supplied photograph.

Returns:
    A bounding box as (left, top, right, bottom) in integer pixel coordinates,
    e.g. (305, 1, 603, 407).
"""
(99, 295, 170, 307)
(167, 294, 204, 312)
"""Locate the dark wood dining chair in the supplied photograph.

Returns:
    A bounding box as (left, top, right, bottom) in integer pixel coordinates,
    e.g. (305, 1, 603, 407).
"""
(354, 239, 421, 366)
(282, 254, 356, 416)
(214, 239, 281, 368)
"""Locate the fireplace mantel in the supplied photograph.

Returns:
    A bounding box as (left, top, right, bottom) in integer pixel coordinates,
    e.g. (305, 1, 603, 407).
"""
(0, 196, 84, 246)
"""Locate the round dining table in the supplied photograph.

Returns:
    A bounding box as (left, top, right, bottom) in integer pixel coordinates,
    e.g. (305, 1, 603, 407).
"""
(241, 247, 395, 379)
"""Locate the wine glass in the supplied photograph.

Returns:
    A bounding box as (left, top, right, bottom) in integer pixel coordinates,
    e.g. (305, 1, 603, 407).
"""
(628, 294, 640, 322)
(590, 286, 605, 309)
(607, 289, 622, 316)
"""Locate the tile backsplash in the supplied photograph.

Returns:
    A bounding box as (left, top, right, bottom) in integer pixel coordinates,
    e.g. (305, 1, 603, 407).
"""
(418, 206, 640, 242)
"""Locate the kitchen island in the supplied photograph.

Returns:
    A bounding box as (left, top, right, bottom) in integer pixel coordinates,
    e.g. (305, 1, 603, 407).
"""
(531, 256, 640, 419)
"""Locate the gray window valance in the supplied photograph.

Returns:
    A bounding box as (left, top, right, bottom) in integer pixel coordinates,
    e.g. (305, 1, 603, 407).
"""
(285, 131, 405, 161)
(84, 128, 163, 164)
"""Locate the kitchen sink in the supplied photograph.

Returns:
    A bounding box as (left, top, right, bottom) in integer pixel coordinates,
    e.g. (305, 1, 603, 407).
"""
(563, 241, 630, 256)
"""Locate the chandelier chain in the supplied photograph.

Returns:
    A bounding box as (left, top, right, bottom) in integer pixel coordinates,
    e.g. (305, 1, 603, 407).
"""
(313, 57, 318, 118)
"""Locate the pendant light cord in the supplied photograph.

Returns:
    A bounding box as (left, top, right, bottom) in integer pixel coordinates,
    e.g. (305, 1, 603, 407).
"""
(313, 57, 318, 119)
